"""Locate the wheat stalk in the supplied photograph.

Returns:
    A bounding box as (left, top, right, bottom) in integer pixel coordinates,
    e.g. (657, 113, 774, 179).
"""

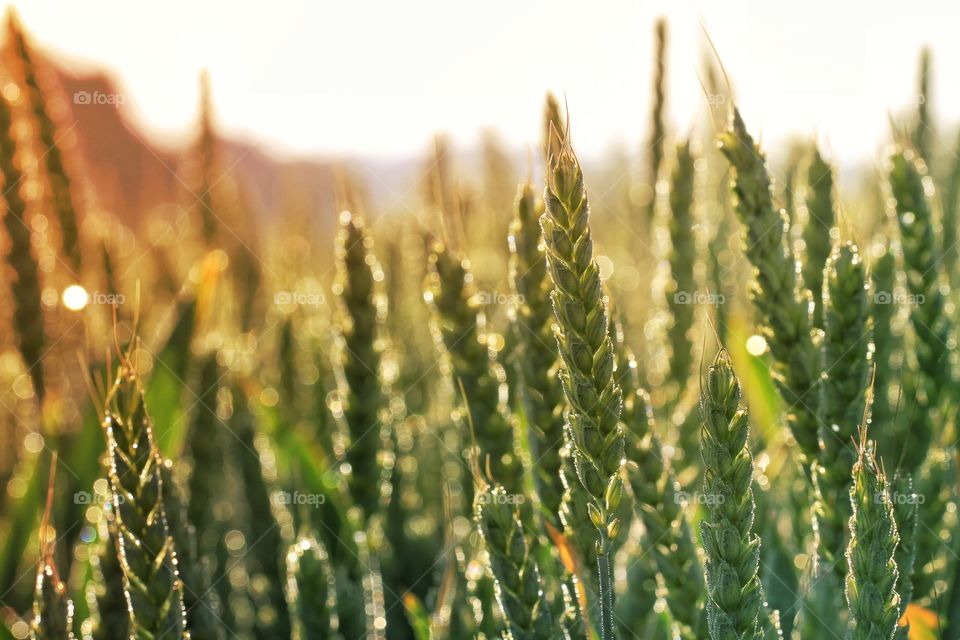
(540, 129, 624, 640)
(698, 350, 762, 640)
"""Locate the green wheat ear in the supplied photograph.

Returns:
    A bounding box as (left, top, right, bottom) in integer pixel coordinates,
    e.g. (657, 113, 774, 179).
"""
(508, 180, 567, 525)
(8, 15, 82, 274)
(104, 358, 188, 639)
(88, 511, 129, 640)
(540, 127, 624, 640)
(887, 147, 952, 472)
(718, 107, 821, 466)
(799, 147, 836, 329)
(0, 90, 46, 402)
(845, 437, 901, 640)
(813, 242, 870, 579)
(664, 140, 697, 392)
(698, 350, 762, 640)
(474, 484, 557, 639)
(425, 240, 522, 492)
(333, 210, 390, 519)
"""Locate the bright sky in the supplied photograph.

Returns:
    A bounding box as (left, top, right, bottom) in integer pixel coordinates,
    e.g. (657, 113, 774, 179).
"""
(12, 0, 960, 164)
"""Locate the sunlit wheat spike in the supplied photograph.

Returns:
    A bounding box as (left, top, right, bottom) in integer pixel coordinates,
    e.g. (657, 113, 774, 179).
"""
(698, 350, 762, 640)
(718, 107, 821, 465)
(7, 13, 82, 273)
(475, 483, 558, 639)
(0, 90, 46, 402)
(799, 147, 836, 329)
(845, 437, 901, 640)
(333, 210, 390, 519)
(104, 359, 188, 639)
(813, 242, 870, 579)
(540, 126, 623, 640)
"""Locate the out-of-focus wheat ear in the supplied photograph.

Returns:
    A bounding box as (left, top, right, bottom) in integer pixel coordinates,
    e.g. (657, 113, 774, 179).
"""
(425, 240, 522, 492)
(812, 243, 870, 580)
(939, 128, 960, 286)
(31, 454, 75, 640)
(611, 317, 703, 636)
(475, 483, 558, 639)
(185, 354, 226, 556)
(698, 350, 762, 640)
(718, 107, 821, 467)
(664, 140, 697, 393)
(910, 48, 933, 164)
(87, 510, 129, 640)
(333, 210, 391, 519)
(286, 536, 341, 640)
(869, 250, 900, 452)
(7, 13, 82, 274)
(0, 90, 46, 402)
(508, 181, 566, 524)
(103, 358, 188, 638)
(30, 563, 75, 640)
(886, 147, 952, 472)
(540, 126, 624, 640)
(229, 386, 291, 639)
(194, 71, 219, 246)
(889, 471, 918, 640)
(845, 435, 901, 640)
(644, 17, 668, 226)
(159, 459, 226, 640)
(798, 148, 836, 329)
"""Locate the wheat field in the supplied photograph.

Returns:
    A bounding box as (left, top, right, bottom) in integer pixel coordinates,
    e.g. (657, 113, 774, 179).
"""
(0, 8, 958, 640)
